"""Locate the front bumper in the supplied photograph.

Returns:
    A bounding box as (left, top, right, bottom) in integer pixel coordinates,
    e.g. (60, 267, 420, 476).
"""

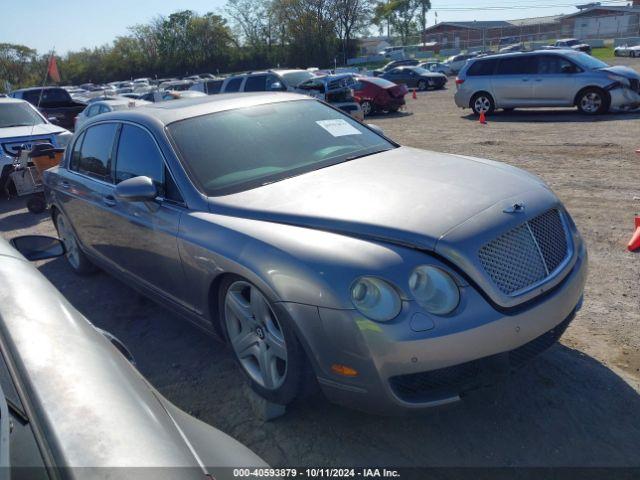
(283, 242, 587, 414)
(609, 86, 640, 111)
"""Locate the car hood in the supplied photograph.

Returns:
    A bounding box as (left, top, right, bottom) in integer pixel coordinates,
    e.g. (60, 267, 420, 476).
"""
(208, 147, 549, 251)
(599, 65, 640, 80)
(0, 123, 67, 139)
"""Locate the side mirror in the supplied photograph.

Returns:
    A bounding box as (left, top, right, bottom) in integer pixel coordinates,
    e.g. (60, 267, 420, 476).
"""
(367, 123, 385, 135)
(10, 235, 65, 261)
(114, 176, 157, 202)
(270, 82, 285, 91)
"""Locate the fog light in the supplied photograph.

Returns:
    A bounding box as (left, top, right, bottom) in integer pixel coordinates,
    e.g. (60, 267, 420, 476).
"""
(331, 364, 358, 377)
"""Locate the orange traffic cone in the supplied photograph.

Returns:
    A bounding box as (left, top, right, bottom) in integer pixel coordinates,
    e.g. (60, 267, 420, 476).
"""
(628, 216, 640, 252)
(479, 111, 487, 124)
(412, 89, 417, 100)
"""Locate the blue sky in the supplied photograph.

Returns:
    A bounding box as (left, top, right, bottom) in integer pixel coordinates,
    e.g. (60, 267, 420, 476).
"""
(6, 0, 594, 54)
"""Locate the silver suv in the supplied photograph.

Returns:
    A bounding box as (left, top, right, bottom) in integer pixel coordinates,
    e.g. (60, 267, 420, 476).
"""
(454, 50, 640, 115)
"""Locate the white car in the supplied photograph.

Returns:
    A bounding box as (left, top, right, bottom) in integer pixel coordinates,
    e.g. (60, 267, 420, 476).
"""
(75, 98, 150, 130)
(614, 44, 640, 58)
(0, 97, 72, 193)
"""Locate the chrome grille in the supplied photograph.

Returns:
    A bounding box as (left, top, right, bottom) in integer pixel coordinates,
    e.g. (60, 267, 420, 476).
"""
(478, 209, 569, 296)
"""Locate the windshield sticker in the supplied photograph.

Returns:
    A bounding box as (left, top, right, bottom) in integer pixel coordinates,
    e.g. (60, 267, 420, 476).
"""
(316, 119, 362, 137)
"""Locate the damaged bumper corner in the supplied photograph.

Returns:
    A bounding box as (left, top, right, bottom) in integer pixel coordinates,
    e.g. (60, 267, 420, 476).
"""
(609, 86, 640, 111)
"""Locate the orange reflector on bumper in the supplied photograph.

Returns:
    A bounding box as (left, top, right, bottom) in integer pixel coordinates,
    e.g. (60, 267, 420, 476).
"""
(331, 364, 358, 377)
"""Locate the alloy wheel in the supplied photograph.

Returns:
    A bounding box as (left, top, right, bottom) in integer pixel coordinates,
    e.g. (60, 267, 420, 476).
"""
(417, 80, 427, 91)
(56, 215, 80, 269)
(224, 281, 288, 390)
(361, 101, 372, 116)
(474, 96, 491, 114)
(580, 92, 602, 113)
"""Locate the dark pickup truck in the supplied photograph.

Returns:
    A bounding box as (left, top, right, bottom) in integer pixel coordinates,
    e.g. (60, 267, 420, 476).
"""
(9, 87, 86, 131)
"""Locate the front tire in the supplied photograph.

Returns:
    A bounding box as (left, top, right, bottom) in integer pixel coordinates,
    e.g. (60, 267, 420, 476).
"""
(54, 211, 97, 275)
(576, 88, 609, 115)
(417, 80, 427, 91)
(361, 100, 373, 117)
(219, 276, 312, 405)
(471, 92, 495, 115)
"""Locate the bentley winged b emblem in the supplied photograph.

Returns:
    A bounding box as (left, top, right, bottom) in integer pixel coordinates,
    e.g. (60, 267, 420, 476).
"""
(503, 202, 526, 214)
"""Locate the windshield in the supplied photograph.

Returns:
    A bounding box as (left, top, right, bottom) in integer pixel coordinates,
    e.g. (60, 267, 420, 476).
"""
(572, 52, 609, 70)
(281, 71, 315, 87)
(0, 103, 45, 128)
(168, 100, 394, 196)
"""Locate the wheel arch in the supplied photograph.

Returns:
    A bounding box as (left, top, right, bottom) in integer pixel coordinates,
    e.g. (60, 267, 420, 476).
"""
(573, 85, 610, 107)
(469, 90, 494, 109)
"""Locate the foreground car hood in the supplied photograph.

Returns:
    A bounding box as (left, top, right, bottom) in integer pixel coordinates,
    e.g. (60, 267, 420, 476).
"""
(209, 147, 548, 250)
(0, 123, 67, 139)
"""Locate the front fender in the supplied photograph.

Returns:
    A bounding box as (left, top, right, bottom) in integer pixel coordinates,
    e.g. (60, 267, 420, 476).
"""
(177, 211, 450, 314)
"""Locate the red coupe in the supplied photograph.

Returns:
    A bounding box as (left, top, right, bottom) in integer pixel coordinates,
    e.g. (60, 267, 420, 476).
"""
(353, 76, 408, 116)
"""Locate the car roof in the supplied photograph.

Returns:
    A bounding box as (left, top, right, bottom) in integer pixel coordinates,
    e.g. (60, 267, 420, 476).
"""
(93, 92, 308, 127)
(89, 99, 145, 107)
(11, 86, 62, 93)
(0, 96, 27, 105)
(474, 49, 581, 60)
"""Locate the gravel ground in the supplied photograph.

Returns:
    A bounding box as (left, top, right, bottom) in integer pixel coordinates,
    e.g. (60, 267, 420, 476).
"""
(1, 57, 639, 468)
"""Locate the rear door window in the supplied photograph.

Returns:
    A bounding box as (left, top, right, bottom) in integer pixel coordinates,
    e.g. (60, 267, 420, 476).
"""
(244, 75, 268, 92)
(224, 77, 243, 92)
(77, 123, 117, 182)
(205, 80, 223, 94)
(86, 105, 100, 117)
(467, 59, 498, 76)
(496, 56, 536, 75)
(69, 131, 85, 171)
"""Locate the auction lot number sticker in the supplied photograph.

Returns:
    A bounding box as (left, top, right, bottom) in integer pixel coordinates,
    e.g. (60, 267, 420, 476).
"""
(316, 119, 362, 137)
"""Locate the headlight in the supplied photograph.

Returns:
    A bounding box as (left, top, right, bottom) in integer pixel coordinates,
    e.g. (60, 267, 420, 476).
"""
(55, 131, 73, 149)
(409, 266, 460, 315)
(350, 277, 401, 322)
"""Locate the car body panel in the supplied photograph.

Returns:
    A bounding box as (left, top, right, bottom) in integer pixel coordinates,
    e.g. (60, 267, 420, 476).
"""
(353, 77, 407, 113)
(0, 238, 266, 473)
(380, 67, 447, 89)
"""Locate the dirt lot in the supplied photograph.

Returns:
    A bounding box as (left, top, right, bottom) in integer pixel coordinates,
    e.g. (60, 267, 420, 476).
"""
(1, 57, 639, 469)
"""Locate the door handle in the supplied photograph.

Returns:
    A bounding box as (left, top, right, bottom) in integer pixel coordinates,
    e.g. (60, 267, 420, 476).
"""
(522, 78, 530, 82)
(534, 78, 542, 82)
(61, 180, 70, 189)
(102, 195, 116, 207)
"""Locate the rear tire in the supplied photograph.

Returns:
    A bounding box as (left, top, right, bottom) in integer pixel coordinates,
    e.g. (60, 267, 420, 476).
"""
(470, 92, 495, 115)
(218, 275, 314, 405)
(576, 88, 609, 115)
(417, 80, 427, 91)
(26, 195, 46, 214)
(53, 211, 97, 275)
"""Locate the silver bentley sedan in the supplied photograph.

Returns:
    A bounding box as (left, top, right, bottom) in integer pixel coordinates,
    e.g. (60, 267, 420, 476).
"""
(43, 93, 588, 413)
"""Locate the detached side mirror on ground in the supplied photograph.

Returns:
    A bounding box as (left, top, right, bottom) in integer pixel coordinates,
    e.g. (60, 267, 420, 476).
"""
(10, 235, 65, 261)
(114, 176, 158, 202)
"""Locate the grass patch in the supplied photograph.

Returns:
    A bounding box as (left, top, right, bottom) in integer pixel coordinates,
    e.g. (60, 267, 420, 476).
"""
(591, 46, 616, 61)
